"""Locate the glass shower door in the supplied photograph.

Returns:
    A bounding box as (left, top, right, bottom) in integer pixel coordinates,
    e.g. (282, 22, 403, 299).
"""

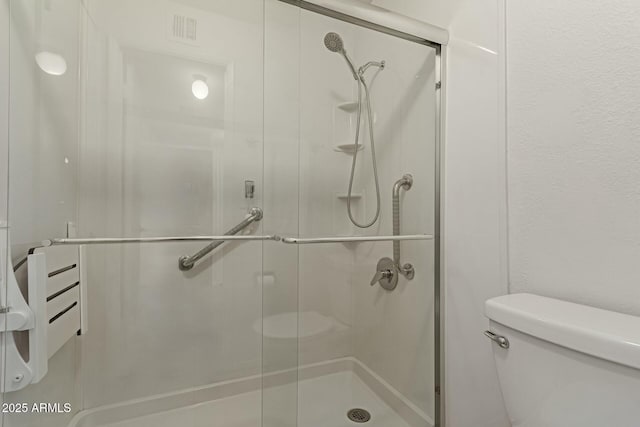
(1, 1, 441, 427)
(294, 6, 439, 427)
(76, 0, 266, 416)
(2, 1, 276, 426)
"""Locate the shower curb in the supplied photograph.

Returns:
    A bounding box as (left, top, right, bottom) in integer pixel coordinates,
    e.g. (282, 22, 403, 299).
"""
(68, 357, 432, 427)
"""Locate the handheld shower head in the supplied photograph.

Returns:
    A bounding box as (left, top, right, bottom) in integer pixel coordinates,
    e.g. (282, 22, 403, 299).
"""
(324, 32, 344, 53)
(324, 32, 359, 81)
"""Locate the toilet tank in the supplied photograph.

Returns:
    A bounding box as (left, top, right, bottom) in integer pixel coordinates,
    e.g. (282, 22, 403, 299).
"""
(485, 293, 640, 427)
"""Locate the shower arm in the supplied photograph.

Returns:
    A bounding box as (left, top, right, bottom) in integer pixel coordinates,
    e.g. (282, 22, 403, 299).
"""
(393, 174, 415, 280)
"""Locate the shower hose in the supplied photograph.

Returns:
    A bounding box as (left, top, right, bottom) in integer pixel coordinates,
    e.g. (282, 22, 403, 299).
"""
(347, 75, 381, 228)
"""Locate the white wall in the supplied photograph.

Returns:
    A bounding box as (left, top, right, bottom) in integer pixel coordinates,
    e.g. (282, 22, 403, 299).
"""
(507, 3, 640, 315)
(372, 1, 511, 426)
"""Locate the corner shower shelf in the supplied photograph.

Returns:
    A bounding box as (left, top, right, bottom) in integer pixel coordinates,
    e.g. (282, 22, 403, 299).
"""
(334, 144, 364, 153)
(337, 101, 359, 113)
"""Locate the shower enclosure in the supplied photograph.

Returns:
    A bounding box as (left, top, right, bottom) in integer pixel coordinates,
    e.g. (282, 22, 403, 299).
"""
(0, 0, 444, 426)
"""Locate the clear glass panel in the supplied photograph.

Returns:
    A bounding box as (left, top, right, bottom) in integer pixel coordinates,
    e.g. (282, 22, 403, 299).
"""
(78, 0, 264, 412)
(6, 1, 82, 426)
(297, 9, 438, 427)
(263, 1, 300, 427)
(0, 1, 9, 426)
(6, 0, 267, 426)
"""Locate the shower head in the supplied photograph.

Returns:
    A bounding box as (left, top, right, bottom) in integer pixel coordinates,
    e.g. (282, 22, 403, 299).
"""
(324, 32, 345, 53)
(324, 32, 359, 81)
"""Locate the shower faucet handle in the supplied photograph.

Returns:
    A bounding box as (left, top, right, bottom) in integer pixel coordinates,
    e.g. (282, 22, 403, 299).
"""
(370, 270, 392, 286)
(370, 257, 398, 291)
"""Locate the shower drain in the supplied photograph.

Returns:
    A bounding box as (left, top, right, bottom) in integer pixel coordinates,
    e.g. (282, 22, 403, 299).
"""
(347, 408, 371, 423)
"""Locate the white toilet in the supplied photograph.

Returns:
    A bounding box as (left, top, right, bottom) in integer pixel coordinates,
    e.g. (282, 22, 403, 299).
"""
(485, 293, 640, 427)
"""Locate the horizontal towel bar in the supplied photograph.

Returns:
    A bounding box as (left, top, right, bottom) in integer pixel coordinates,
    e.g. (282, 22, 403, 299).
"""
(281, 234, 433, 244)
(43, 235, 281, 246)
(37, 234, 432, 248)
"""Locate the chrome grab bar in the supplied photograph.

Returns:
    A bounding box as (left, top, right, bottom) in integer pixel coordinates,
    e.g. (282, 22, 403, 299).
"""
(178, 207, 264, 271)
(393, 174, 415, 280)
(281, 234, 433, 244)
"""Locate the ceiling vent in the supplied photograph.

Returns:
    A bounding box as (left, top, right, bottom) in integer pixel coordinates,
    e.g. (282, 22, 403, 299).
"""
(169, 13, 198, 45)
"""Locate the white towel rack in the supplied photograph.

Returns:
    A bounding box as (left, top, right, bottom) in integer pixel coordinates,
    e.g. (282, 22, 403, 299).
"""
(281, 234, 433, 244)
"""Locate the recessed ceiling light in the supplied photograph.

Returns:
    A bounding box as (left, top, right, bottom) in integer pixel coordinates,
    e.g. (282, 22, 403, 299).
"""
(192, 79, 209, 100)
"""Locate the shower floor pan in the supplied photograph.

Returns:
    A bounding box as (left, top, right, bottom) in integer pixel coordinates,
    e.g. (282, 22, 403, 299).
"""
(69, 358, 432, 427)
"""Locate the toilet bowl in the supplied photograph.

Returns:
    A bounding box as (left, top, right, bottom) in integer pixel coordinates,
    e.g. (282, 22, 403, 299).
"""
(485, 293, 640, 427)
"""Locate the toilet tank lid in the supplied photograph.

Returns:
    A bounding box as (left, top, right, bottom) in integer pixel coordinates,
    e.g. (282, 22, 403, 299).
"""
(485, 293, 640, 370)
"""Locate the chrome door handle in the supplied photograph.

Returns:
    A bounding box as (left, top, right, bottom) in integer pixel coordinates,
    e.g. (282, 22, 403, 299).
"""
(484, 330, 509, 349)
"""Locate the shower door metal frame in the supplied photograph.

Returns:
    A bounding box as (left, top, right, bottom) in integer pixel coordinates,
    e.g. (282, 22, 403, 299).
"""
(277, 1, 446, 425)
